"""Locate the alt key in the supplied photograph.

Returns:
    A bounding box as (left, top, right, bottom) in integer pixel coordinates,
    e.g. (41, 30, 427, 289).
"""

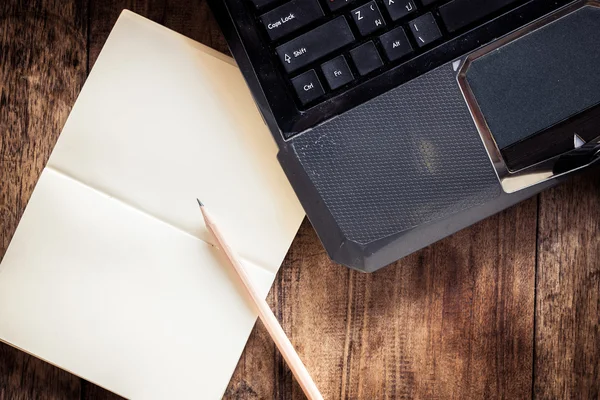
(291, 70, 325, 105)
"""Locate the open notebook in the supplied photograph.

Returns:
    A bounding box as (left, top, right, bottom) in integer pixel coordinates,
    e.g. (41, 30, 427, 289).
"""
(0, 10, 304, 399)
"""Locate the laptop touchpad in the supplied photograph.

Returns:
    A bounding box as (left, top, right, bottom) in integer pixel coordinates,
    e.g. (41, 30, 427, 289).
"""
(465, 5, 600, 171)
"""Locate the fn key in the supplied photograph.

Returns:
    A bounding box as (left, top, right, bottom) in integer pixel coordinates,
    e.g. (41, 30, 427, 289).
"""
(292, 70, 325, 105)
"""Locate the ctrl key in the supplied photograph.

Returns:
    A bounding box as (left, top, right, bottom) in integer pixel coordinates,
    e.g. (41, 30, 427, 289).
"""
(291, 70, 325, 106)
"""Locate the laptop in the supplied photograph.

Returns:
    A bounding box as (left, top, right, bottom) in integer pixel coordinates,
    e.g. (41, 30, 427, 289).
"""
(207, 0, 600, 272)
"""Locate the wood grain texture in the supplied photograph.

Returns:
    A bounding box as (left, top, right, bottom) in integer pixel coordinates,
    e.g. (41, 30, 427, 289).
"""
(0, 343, 80, 400)
(1, 0, 599, 399)
(534, 170, 600, 400)
(0, 0, 87, 267)
(88, 0, 228, 68)
(225, 201, 538, 400)
(0, 1, 87, 399)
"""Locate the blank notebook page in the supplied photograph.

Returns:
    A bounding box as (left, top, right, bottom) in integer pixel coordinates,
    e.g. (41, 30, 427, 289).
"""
(0, 10, 304, 400)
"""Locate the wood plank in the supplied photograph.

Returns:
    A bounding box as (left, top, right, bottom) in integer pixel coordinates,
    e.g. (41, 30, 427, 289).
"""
(0, 343, 80, 400)
(88, 0, 227, 68)
(226, 199, 538, 399)
(78, 381, 123, 400)
(534, 170, 600, 399)
(0, 0, 88, 399)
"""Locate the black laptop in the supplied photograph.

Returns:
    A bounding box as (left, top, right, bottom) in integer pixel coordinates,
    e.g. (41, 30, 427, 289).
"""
(207, 0, 600, 272)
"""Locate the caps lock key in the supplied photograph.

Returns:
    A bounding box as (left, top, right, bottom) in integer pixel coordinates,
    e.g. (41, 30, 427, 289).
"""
(260, 0, 324, 41)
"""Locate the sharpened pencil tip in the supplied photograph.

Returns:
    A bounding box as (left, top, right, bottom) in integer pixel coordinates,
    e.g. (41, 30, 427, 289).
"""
(197, 199, 204, 207)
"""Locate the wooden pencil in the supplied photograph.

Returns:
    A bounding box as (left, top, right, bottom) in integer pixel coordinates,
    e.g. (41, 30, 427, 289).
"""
(197, 200, 324, 400)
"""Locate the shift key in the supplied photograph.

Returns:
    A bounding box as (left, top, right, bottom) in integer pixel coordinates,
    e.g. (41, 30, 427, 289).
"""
(276, 17, 355, 73)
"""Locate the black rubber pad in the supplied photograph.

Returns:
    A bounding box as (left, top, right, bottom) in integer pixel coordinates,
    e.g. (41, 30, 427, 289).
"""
(465, 6, 600, 150)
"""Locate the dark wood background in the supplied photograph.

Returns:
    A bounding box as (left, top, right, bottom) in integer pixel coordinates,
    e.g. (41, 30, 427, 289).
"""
(0, 1, 599, 399)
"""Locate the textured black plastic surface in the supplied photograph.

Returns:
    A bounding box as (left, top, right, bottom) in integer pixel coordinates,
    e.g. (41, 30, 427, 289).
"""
(290, 65, 501, 245)
(278, 61, 560, 271)
(466, 5, 600, 150)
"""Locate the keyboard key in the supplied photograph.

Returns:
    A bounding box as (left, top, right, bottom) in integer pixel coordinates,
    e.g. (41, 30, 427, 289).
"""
(409, 13, 442, 47)
(321, 56, 354, 90)
(260, 0, 324, 41)
(326, 0, 356, 12)
(351, 1, 386, 36)
(249, 0, 278, 9)
(350, 41, 383, 76)
(382, 0, 417, 22)
(291, 70, 325, 105)
(326, 0, 354, 11)
(379, 27, 413, 61)
(276, 17, 355, 73)
(439, 0, 520, 32)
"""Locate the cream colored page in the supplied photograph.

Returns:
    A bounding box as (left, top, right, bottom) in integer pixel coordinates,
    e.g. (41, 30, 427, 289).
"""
(0, 169, 275, 400)
(0, 10, 304, 400)
(48, 10, 305, 274)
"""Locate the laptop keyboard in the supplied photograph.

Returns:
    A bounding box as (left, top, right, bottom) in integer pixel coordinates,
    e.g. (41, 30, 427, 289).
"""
(252, 0, 522, 107)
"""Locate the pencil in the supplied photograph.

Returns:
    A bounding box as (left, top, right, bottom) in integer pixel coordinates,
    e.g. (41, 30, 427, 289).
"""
(197, 200, 324, 400)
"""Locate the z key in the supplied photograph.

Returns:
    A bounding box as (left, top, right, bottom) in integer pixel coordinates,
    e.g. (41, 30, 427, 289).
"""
(352, 1, 386, 36)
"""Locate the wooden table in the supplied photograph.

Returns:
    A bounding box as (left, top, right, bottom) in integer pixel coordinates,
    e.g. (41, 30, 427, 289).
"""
(1, 1, 599, 399)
